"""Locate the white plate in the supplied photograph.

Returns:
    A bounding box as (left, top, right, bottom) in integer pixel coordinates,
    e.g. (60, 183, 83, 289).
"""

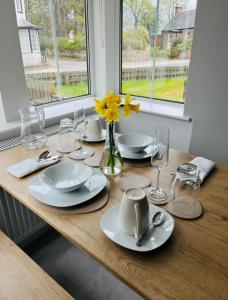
(29, 168, 107, 207)
(119, 145, 156, 160)
(100, 203, 174, 252)
(82, 129, 106, 142)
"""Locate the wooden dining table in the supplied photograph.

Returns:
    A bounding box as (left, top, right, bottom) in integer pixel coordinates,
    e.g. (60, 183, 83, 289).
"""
(0, 135, 227, 300)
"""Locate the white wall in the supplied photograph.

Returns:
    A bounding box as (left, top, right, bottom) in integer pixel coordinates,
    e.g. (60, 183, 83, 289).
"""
(185, 0, 228, 163)
(118, 112, 192, 153)
(0, 0, 28, 122)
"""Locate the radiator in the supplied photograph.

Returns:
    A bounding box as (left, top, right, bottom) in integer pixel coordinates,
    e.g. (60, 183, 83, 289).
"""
(0, 187, 47, 246)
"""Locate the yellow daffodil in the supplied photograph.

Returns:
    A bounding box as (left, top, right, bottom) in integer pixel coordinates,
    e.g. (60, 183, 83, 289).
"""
(105, 108, 120, 123)
(129, 103, 140, 113)
(95, 99, 106, 117)
(125, 94, 133, 105)
(123, 104, 131, 117)
(94, 91, 139, 122)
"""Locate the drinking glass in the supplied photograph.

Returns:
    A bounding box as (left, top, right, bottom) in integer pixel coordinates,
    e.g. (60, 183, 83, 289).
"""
(58, 118, 76, 153)
(147, 126, 170, 201)
(71, 104, 90, 158)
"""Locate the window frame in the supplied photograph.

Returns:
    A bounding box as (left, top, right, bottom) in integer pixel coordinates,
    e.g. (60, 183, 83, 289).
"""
(21, 0, 92, 107)
(119, 0, 196, 105)
(15, 0, 23, 13)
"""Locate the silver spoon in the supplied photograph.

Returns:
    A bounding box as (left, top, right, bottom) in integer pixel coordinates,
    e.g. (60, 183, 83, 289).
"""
(38, 150, 51, 161)
(136, 211, 164, 247)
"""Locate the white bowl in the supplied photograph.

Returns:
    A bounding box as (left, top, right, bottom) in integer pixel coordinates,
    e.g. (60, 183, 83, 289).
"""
(117, 133, 153, 153)
(40, 162, 93, 192)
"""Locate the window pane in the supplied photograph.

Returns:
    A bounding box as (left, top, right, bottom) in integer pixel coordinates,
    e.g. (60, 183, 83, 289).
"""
(121, 0, 197, 103)
(19, 29, 31, 52)
(16, 0, 89, 105)
(30, 30, 40, 52)
(16, 0, 22, 12)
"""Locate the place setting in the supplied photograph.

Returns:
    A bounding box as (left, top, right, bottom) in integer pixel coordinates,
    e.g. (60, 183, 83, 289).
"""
(100, 187, 175, 252)
(117, 132, 155, 167)
(27, 161, 110, 214)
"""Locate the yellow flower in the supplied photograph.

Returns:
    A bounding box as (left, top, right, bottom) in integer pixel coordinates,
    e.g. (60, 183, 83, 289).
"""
(125, 94, 133, 105)
(106, 91, 121, 107)
(106, 108, 120, 123)
(95, 99, 106, 117)
(123, 104, 130, 117)
(129, 103, 140, 113)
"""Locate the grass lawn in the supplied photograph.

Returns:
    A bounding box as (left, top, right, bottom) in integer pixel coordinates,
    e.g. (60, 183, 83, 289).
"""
(58, 77, 186, 102)
(122, 77, 186, 102)
(57, 82, 88, 98)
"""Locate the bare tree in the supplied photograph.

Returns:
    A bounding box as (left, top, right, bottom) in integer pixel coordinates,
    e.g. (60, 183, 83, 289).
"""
(160, 0, 184, 21)
(124, 0, 154, 29)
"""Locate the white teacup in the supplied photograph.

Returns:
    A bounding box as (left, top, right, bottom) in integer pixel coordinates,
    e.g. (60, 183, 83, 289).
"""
(119, 188, 149, 238)
(86, 117, 102, 140)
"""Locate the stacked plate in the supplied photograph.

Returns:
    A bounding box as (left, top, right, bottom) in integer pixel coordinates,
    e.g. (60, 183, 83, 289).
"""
(29, 162, 107, 208)
(117, 133, 155, 160)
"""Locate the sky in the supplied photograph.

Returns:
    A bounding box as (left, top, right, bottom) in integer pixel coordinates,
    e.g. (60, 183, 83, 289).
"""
(151, 0, 197, 9)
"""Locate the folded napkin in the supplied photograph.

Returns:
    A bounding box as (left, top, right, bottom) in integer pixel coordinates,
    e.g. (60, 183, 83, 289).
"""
(176, 156, 215, 186)
(7, 157, 60, 178)
(191, 156, 215, 183)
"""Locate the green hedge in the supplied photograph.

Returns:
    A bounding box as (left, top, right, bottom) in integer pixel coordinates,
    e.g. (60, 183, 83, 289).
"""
(40, 33, 86, 52)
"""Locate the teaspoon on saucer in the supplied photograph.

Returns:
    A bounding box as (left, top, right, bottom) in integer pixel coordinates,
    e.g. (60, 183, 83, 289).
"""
(136, 211, 164, 247)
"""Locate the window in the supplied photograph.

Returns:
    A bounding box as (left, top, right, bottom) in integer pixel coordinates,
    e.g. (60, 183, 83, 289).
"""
(19, 29, 31, 52)
(120, 0, 197, 103)
(18, 0, 90, 105)
(15, 0, 22, 12)
(30, 30, 40, 52)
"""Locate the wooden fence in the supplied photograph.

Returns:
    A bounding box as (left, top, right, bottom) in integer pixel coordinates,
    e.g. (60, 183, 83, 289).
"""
(26, 65, 189, 104)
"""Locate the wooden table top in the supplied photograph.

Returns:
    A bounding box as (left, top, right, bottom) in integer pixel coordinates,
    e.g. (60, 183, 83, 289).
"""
(0, 230, 73, 299)
(0, 136, 227, 300)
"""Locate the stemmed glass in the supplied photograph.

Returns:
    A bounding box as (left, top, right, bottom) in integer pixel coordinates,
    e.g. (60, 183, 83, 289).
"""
(70, 104, 90, 159)
(147, 126, 170, 202)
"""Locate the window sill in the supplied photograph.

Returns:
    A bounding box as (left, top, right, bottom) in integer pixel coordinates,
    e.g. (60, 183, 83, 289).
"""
(0, 97, 95, 141)
(136, 98, 191, 122)
(0, 96, 191, 141)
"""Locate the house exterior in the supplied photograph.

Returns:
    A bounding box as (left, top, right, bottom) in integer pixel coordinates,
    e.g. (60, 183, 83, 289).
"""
(161, 9, 195, 50)
(14, 0, 42, 67)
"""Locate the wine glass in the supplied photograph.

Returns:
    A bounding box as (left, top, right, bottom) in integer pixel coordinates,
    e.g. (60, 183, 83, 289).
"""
(147, 126, 170, 202)
(70, 104, 90, 159)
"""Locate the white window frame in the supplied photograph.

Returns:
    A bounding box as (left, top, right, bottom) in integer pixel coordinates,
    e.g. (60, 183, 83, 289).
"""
(0, 0, 192, 131)
(15, 0, 22, 13)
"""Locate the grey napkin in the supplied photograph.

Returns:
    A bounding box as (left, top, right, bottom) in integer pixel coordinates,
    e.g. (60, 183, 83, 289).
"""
(7, 157, 60, 178)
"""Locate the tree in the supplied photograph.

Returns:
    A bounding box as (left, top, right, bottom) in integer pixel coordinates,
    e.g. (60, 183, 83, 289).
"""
(123, 0, 154, 29)
(24, 0, 85, 37)
(159, 0, 184, 22)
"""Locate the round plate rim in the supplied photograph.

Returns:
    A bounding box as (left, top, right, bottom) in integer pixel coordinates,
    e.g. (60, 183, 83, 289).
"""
(119, 145, 154, 160)
(29, 168, 107, 208)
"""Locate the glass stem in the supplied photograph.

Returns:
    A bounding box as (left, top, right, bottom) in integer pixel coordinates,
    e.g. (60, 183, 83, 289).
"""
(80, 134, 84, 153)
(156, 168, 160, 191)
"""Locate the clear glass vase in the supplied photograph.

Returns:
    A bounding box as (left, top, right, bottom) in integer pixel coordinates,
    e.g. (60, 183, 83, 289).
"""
(99, 121, 123, 176)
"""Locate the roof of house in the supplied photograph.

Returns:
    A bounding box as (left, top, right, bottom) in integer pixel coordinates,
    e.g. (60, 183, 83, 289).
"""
(162, 9, 195, 32)
(17, 15, 41, 29)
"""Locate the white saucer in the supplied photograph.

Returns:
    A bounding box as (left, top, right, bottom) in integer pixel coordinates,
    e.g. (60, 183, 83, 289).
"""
(82, 130, 106, 142)
(29, 168, 107, 207)
(119, 145, 157, 160)
(100, 203, 174, 252)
